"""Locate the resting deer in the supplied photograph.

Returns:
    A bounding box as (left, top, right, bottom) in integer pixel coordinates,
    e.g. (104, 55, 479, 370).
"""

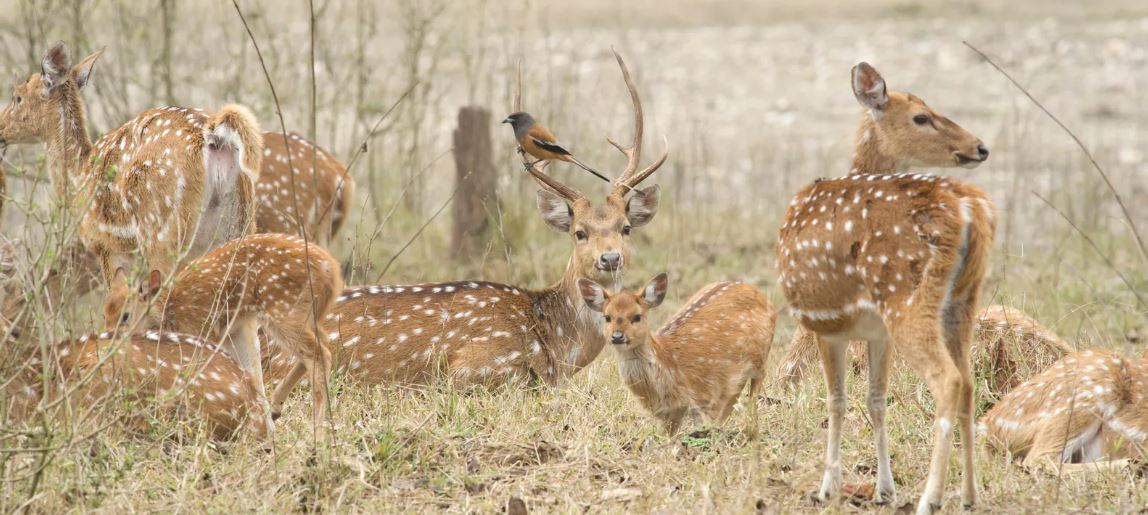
(0, 42, 262, 317)
(776, 61, 990, 390)
(776, 62, 994, 513)
(5, 331, 263, 440)
(577, 274, 775, 434)
(264, 49, 666, 388)
(104, 233, 342, 438)
(981, 348, 1148, 474)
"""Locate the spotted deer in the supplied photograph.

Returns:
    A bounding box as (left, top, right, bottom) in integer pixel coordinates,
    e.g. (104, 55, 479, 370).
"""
(0, 42, 263, 316)
(263, 49, 666, 388)
(577, 274, 775, 434)
(777, 61, 990, 389)
(257, 131, 355, 245)
(4, 331, 264, 440)
(981, 348, 1147, 475)
(104, 233, 342, 438)
(776, 62, 995, 514)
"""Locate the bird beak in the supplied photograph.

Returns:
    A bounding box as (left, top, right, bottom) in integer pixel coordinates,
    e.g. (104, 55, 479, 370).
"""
(501, 117, 512, 124)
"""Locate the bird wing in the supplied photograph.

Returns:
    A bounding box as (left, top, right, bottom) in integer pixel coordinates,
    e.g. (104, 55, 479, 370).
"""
(528, 125, 572, 156)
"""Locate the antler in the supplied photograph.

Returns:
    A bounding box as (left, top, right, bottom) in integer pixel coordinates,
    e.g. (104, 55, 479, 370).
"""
(514, 60, 585, 202)
(608, 48, 669, 197)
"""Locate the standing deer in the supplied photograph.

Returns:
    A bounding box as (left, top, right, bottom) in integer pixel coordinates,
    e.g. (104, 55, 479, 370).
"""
(4, 331, 263, 440)
(256, 131, 355, 245)
(264, 49, 666, 388)
(776, 62, 990, 389)
(577, 274, 775, 434)
(0, 42, 262, 317)
(776, 62, 994, 513)
(981, 348, 1147, 474)
(104, 233, 342, 438)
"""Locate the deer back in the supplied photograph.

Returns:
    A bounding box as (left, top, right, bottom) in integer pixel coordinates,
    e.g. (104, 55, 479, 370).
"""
(256, 132, 352, 243)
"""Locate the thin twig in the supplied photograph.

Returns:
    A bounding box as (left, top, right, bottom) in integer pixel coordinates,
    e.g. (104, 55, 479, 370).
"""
(964, 41, 1148, 265)
(344, 84, 417, 174)
(374, 180, 462, 283)
(230, 0, 322, 442)
(1033, 191, 1146, 311)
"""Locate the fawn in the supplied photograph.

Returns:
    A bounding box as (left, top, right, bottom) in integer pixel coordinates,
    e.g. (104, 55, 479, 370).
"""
(578, 273, 775, 433)
(104, 233, 342, 438)
(5, 331, 263, 440)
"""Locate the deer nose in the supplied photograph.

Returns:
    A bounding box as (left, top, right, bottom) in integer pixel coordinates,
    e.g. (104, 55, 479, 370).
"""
(976, 142, 989, 160)
(610, 332, 626, 344)
(598, 252, 621, 271)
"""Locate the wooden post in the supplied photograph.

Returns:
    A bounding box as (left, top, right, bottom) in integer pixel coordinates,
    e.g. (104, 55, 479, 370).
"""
(451, 106, 497, 261)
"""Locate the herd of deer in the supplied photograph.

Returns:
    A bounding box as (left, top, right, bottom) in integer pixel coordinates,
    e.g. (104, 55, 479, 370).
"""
(0, 42, 1144, 513)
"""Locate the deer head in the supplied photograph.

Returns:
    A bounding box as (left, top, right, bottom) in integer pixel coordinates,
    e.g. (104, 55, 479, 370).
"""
(578, 272, 668, 349)
(516, 49, 667, 285)
(851, 62, 988, 171)
(0, 41, 102, 146)
(102, 268, 164, 332)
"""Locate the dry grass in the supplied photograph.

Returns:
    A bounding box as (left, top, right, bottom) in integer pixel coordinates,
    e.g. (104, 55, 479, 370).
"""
(2, 0, 1148, 512)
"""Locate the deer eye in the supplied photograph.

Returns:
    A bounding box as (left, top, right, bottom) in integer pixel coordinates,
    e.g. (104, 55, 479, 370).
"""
(574, 230, 588, 241)
(632, 314, 642, 323)
(14, 95, 22, 104)
(603, 315, 612, 323)
(120, 312, 130, 324)
(912, 114, 930, 125)
(622, 225, 632, 236)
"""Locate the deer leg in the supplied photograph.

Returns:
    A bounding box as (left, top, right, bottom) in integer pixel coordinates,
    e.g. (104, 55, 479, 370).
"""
(866, 334, 895, 504)
(940, 298, 978, 508)
(268, 363, 307, 420)
(225, 317, 274, 436)
(892, 320, 963, 515)
(817, 333, 848, 503)
(268, 318, 331, 441)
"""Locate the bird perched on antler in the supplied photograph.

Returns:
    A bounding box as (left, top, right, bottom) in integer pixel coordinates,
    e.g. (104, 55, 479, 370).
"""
(502, 112, 610, 183)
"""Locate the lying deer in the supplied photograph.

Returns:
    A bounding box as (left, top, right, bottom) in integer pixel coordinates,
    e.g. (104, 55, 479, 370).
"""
(105, 233, 342, 438)
(981, 348, 1148, 474)
(578, 274, 775, 433)
(5, 331, 263, 440)
(264, 49, 667, 389)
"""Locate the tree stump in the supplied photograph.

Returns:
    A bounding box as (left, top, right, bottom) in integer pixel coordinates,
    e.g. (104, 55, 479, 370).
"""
(451, 106, 497, 261)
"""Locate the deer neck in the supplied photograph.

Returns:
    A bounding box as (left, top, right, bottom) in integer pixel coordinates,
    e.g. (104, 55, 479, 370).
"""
(613, 335, 676, 404)
(44, 94, 94, 202)
(849, 112, 904, 175)
(531, 258, 617, 380)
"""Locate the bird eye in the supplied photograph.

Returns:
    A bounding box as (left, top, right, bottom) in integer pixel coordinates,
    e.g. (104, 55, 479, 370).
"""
(574, 230, 588, 241)
(603, 315, 612, 323)
(632, 314, 642, 323)
(622, 225, 632, 236)
(912, 114, 930, 125)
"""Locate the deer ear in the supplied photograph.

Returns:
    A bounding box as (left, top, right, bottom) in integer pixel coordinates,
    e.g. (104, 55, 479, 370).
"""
(642, 273, 668, 309)
(626, 185, 660, 228)
(852, 62, 889, 112)
(41, 41, 70, 92)
(71, 47, 105, 90)
(141, 270, 162, 299)
(576, 278, 607, 312)
(536, 190, 572, 233)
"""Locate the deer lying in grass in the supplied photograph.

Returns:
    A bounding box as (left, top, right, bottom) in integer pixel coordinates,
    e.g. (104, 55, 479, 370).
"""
(263, 49, 667, 389)
(776, 62, 994, 514)
(105, 233, 342, 438)
(256, 131, 354, 245)
(578, 274, 775, 434)
(5, 331, 263, 440)
(0, 42, 263, 317)
(981, 348, 1148, 474)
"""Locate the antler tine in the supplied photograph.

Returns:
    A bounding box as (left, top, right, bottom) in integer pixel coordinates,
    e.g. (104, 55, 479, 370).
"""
(514, 60, 585, 202)
(608, 48, 667, 196)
